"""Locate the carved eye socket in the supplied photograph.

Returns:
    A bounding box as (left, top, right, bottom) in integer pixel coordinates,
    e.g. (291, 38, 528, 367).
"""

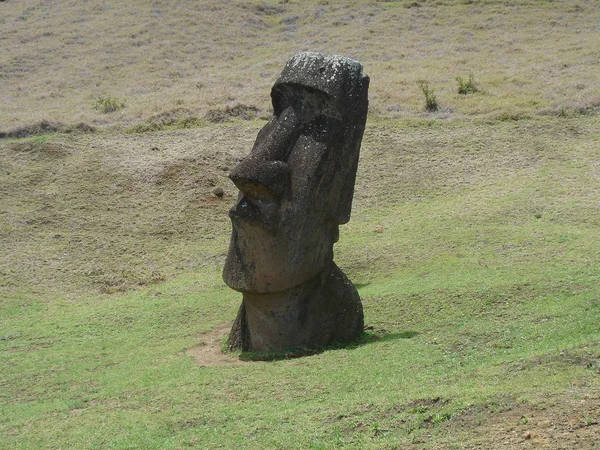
(305, 116, 343, 143)
(272, 85, 339, 122)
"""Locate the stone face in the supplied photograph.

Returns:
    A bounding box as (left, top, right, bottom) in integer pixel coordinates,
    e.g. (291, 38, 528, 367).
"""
(223, 52, 369, 352)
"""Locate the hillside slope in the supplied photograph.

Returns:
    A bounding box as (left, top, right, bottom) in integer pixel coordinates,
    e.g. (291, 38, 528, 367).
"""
(1, 0, 599, 448)
(2, 117, 599, 448)
(1, 0, 599, 130)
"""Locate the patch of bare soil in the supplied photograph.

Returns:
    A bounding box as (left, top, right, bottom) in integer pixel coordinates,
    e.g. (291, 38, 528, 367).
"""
(432, 394, 600, 450)
(185, 323, 251, 367)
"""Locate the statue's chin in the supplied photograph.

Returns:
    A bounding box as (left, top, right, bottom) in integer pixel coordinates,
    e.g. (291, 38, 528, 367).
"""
(223, 250, 325, 294)
(223, 238, 332, 295)
(223, 213, 335, 293)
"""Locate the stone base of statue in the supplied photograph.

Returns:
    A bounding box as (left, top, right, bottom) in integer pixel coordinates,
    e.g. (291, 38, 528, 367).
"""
(227, 262, 363, 352)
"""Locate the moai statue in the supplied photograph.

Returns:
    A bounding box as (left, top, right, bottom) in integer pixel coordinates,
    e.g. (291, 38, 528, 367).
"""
(223, 52, 369, 352)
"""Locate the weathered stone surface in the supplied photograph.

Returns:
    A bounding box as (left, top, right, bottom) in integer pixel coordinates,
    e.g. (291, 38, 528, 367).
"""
(223, 52, 369, 352)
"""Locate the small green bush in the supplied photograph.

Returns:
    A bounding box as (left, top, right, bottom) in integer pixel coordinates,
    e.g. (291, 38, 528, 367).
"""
(92, 95, 126, 113)
(417, 79, 438, 112)
(456, 73, 477, 94)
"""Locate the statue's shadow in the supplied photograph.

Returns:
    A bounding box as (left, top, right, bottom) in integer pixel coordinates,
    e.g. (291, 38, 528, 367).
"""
(238, 327, 420, 362)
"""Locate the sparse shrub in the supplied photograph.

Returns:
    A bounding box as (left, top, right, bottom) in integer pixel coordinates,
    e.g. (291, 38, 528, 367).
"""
(456, 73, 477, 94)
(417, 80, 438, 112)
(92, 95, 126, 113)
(557, 105, 568, 118)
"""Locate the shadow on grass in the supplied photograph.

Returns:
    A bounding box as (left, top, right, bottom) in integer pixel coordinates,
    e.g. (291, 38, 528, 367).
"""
(238, 327, 419, 362)
(381, 330, 420, 340)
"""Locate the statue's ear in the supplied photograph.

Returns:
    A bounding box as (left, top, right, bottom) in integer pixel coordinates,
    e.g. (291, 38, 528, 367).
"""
(333, 75, 369, 224)
(333, 144, 359, 225)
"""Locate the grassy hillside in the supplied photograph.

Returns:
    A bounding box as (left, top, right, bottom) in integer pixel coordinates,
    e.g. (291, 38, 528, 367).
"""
(1, 0, 600, 449)
(2, 117, 599, 448)
(1, 0, 599, 131)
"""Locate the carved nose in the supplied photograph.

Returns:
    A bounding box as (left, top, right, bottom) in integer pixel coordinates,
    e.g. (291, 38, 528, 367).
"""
(229, 159, 289, 201)
(250, 106, 301, 162)
(229, 106, 300, 200)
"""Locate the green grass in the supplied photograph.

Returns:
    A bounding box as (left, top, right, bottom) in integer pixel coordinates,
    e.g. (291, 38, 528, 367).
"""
(2, 117, 599, 448)
(92, 95, 127, 114)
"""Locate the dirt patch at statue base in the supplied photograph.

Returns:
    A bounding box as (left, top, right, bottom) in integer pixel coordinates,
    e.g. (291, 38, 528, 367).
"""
(185, 323, 251, 367)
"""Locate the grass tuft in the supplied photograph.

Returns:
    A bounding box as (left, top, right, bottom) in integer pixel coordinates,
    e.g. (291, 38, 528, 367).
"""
(456, 73, 478, 94)
(417, 79, 438, 112)
(92, 95, 127, 114)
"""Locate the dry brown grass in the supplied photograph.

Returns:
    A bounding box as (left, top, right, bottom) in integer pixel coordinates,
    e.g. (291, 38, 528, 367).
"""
(2, 116, 599, 297)
(1, 0, 599, 131)
(0, 125, 254, 294)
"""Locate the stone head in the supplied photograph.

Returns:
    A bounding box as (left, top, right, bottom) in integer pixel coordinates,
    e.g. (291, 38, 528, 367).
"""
(223, 52, 369, 294)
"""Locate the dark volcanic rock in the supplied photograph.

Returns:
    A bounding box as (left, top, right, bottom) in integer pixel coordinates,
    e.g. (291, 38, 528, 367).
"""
(222, 52, 369, 352)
